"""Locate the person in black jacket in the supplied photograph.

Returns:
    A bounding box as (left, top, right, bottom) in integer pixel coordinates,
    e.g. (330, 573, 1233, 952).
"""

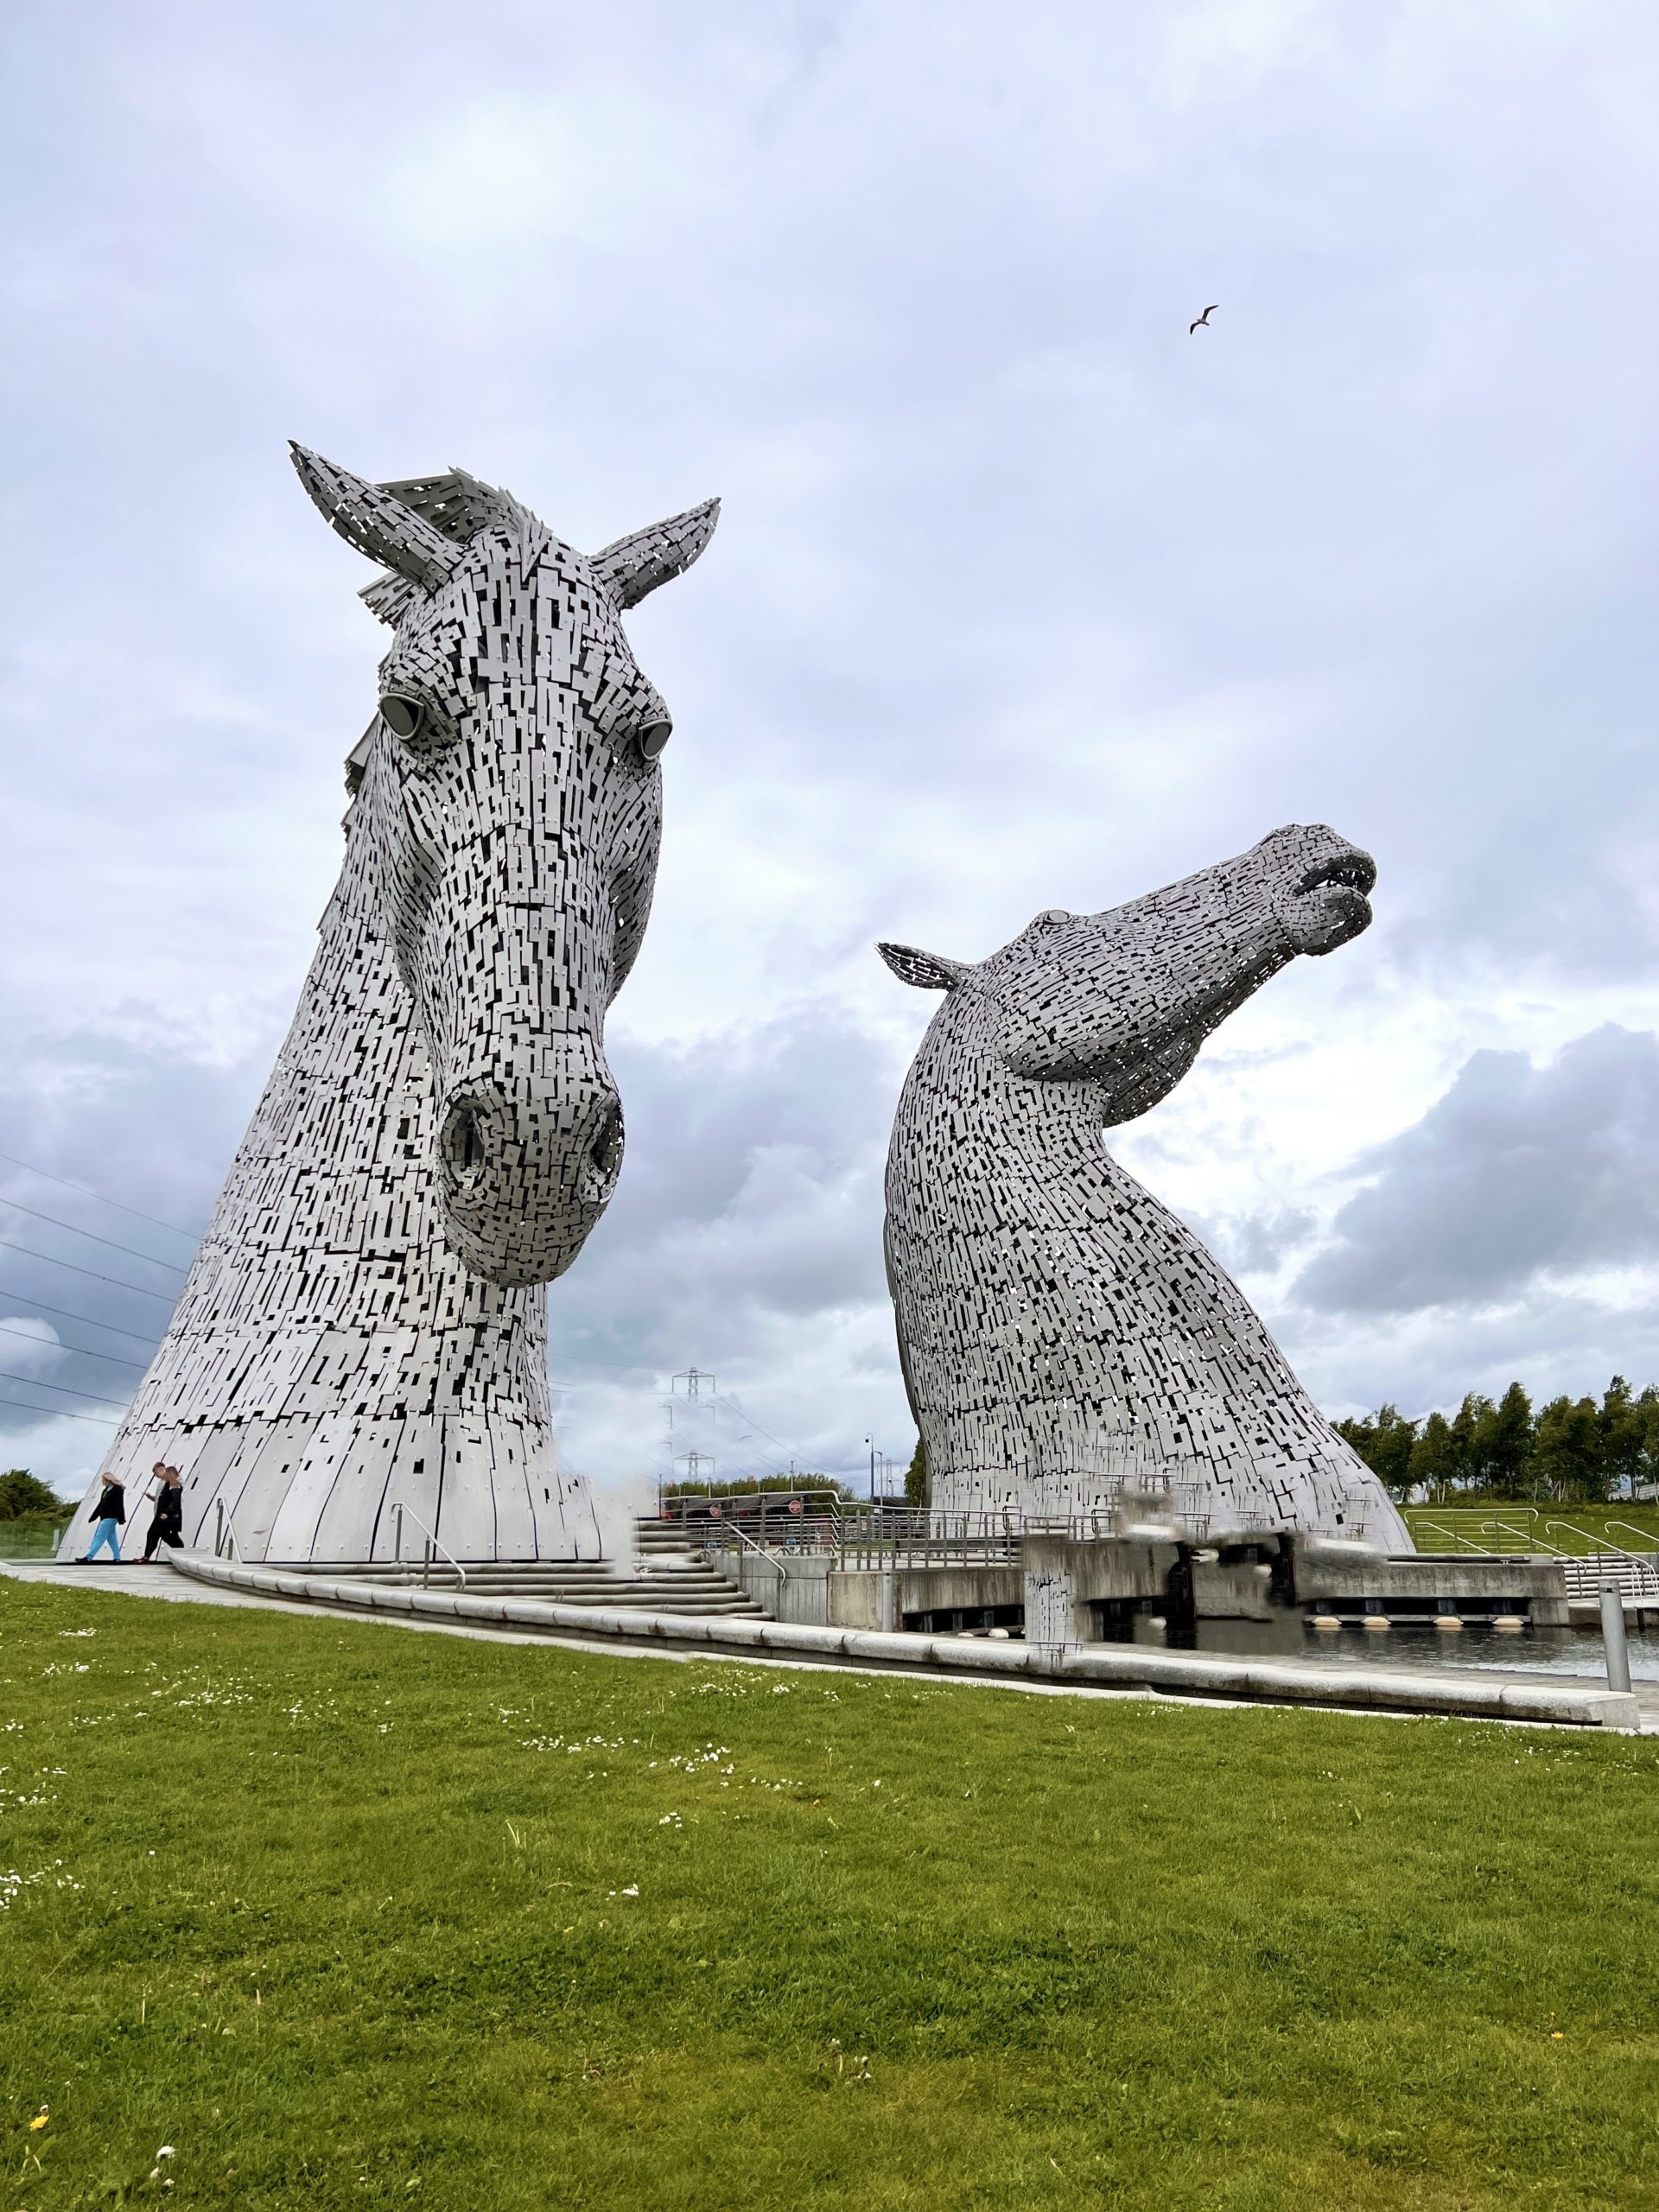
(81, 1477, 125, 1563)
(143, 1464, 185, 1562)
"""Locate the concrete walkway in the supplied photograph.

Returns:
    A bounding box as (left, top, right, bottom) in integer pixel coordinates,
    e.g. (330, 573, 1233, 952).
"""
(4, 1553, 1651, 1731)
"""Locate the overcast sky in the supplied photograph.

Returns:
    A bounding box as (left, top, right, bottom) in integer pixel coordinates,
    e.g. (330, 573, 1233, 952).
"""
(3, 0, 1657, 1501)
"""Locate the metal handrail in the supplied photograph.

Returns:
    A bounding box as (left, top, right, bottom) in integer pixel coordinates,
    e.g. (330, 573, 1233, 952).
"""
(388, 1500, 467, 1588)
(1480, 1517, 1568, 1557)
(212, 1499, 244, 1564)
(662, 1489, 843, 1529)
(716, 1520, 790, 1584)
(1544, 1520, 1640, 1560)
(1412, 1516, 1491, 1555)
(1605, 1520, 1659, 1554)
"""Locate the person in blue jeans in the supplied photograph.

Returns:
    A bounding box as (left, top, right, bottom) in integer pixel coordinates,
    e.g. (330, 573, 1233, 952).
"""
(81, 1477, 126, 1562)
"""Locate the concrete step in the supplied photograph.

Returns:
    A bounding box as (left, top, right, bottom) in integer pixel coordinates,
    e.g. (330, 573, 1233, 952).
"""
(1558, 1556, 1659, 1599)
(274, 1558, 769, 1618)
(635, 1522, 710, 1554)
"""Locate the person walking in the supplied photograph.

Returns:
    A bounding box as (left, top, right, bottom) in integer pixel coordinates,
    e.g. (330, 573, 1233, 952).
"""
(142, 1464, 185, 1562)
(80, 1476, 126, 1563)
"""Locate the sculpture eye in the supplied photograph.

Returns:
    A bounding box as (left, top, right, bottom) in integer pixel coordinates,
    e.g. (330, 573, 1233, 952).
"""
(379, 694, 424, 740)
(636, 717, 672, 761)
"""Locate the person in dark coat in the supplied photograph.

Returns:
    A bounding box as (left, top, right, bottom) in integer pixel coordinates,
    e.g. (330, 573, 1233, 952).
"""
(81, 1477, 126, 1562)
(142, 1464, 185, 1562)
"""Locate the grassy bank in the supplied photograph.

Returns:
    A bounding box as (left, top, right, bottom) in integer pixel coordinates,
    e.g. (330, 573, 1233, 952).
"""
(1402, 1503, 1659, 1553)
(0, 1516, 71, 1562)
(3, 1580, 1656, 2210)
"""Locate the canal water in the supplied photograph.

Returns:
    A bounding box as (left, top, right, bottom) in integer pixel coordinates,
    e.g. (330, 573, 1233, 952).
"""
(1179, 1614, 1659, 1682)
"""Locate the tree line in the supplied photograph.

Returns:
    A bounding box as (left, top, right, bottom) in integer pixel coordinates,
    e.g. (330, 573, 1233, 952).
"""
(0, 1470, 67, 1522)
(1332, 1377, 1659, 1505)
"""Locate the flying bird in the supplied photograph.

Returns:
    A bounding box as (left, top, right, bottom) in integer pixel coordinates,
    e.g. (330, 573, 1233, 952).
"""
(1189, 304, 1218, 334)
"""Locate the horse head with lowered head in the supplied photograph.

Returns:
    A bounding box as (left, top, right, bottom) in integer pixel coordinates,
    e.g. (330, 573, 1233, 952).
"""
(291, 447, 718, 1288)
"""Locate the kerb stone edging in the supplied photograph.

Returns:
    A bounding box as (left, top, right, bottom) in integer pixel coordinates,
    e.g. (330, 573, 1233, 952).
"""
(167, 1552, 1640, 1732)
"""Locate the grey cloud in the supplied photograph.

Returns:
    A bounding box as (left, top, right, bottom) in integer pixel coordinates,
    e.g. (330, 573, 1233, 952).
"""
(5, 3, 1659, 1489)
(1270, 1284, 1659, 1434)
(0, 1027, 266, 1474)
(1197, 1204, 1319, 1279)
(0, 999, 914, 1491)
(547, 1007, 915, 1484)
(558, 1007, 899, 1372)
(1293, 1025, 1659, 1317)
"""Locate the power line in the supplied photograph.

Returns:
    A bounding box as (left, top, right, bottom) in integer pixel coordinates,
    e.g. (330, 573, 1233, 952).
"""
(0, 1323, 149, 1372)
(0, 1295, 158, 1350)
(0, 1394, 118, 1427)
(709, 1389, 812, 1469)
(0, 1148, 201, 1242)
(0, 1242, 181, 1303)
(0, 1369, 131, 1408)
(0, 1199, 188, 1276)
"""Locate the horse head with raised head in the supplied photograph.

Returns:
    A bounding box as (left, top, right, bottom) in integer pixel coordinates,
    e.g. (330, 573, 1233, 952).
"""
(291, 447, 718, 1288)
(878, 823, 1410, 1548)
(880, 823, 1375, 1115)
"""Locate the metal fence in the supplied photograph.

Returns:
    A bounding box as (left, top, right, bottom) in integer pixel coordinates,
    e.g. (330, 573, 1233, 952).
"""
(1407, 1506, 1659, 1561)
(654, 1480, 1375, 1568)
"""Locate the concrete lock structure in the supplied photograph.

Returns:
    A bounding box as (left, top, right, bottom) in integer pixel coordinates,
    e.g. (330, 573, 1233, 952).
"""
(709, 1522, 1570, 1644)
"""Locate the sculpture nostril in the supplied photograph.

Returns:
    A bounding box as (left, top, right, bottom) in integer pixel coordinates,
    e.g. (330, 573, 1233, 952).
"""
(442, 1103, 488, 1185)
(588, 1101, 624, 1183)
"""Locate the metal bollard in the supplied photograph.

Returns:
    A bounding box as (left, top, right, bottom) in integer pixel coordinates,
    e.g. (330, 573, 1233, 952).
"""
(1600, 1580, 1632, 1695)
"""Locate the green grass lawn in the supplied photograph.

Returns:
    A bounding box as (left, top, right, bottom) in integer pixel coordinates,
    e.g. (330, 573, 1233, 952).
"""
(3, 1581, 1657, 2211)
(0, 1520, 71, 1563)
(1403, 1503, 1659, 1554)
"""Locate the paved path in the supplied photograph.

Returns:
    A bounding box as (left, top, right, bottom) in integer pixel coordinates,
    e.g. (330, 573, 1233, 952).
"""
(5, 1556, 1656, 1728)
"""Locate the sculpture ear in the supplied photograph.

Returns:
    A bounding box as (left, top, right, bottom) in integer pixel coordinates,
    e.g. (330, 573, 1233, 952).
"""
(878, 942, 969, 991)
(289, 443, 464, 591)
(591, 498, 721, 610)
(357, 571, 424, 627)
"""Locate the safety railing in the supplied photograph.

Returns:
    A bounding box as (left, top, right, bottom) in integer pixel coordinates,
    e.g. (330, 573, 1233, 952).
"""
(715, 1519, 791, 1586)
(1545, 1525, 1659, 1600)
(1408, 1510, 1562, 1556)
(1411, 1516, 1541, 1556)
(661, 1491, 843, 1552)
(1545, 1520, 1636, 1558)
(1479, 1515, 1561, 1553)
(1557, 1556, 1659, 1599)
(388, 1500, 467, 1588)
(658, 1491, 1383, 1574)
(212, 1499, 244, 1564)
(831, 1506, 1024, 1571)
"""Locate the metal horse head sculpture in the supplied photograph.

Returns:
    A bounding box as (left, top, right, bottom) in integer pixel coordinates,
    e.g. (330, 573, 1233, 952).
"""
(292, 448, 718, 1287)
(879, 824, 1413, 1548)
